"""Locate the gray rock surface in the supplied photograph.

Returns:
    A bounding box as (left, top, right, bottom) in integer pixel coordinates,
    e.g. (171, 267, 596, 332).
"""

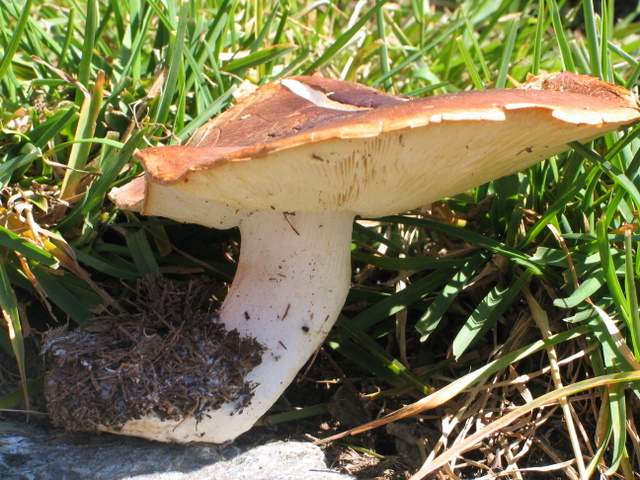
(0, 420, 354, 480)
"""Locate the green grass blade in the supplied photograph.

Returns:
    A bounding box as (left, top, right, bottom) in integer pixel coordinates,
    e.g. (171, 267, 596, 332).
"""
(596, 218, 629, 323)
(31, 265, 103, 324)
(456, 36, 484, 90)
(350, 269, 454, 331)
(604, 383, 626, 474)
(225, 45, 295, 74)
(58, 130, 145, 232)
(452, 270, 533, 359)
(302, 0, 387, 74)
(125, 229, 159, 276)
(495, 17, 518, 88)
(77, 0, 98, 89)
(570, 141, 640, 208)
(553, 273, 604, 309)
(0, 0, 34, 83)
(351, 251, 465, 271)
(416, 250, 490, 341)
(30, 105, 78, 149)
(0, 227, 57, 266)
(154, 0, 189, 127)
(334, 315, 431, 394)
(581, 0, 601, 77)
(546, 0, 576, 71)
(531, 1, 545, 74)
(0, 258, 28, 409)
(0, 147, 41, 189)
(378, 215, 548, 276)
(0, 376, 44, 409)
(624, 230, 640, 356)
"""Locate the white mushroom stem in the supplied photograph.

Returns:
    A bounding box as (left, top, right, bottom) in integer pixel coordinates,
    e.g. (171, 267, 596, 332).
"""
(101, 209, 355, 443)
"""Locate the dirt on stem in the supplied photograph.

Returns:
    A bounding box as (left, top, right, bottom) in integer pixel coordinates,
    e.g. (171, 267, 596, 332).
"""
(43, 275, 264, 432)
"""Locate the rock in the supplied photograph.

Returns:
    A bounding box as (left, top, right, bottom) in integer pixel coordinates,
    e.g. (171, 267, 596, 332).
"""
(0, 420, 354, 480)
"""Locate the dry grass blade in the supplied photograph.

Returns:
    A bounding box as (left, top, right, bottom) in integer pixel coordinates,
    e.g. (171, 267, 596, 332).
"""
(60, 70, 105, 199)
(31, 55, 91, 97)
(522, 284, 585, 479)
(317, 326, 586, 446)
(591, 304, 640, 371)
(408, 371, 640, 480)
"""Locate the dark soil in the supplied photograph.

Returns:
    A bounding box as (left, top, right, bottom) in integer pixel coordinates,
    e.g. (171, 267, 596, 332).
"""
(42, 275, 264, 431)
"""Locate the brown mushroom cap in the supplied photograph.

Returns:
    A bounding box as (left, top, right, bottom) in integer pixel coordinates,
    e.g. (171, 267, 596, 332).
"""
(121, 73, 640, 221)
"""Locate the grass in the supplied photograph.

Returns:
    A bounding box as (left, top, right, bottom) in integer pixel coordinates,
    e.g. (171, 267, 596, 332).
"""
(1, 0, 640, 478)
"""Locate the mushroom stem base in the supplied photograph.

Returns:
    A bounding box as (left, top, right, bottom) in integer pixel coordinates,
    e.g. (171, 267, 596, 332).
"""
(102, 210, 355, 443)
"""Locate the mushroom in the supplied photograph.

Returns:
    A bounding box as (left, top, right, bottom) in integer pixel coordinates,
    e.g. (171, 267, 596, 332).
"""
(99, 72, 638, 443)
